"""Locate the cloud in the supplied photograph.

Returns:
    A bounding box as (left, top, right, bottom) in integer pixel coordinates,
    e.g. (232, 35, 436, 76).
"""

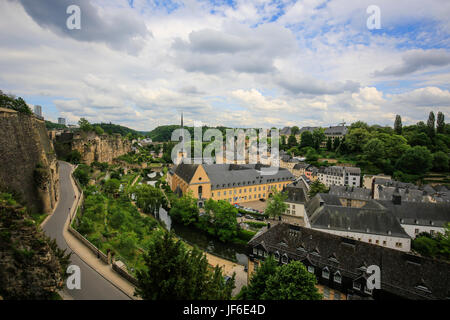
(374, 49, 450, 76)
(389, 87, 450, 107)
(277, 75, 360, 95)
(14, 0, 150, 53)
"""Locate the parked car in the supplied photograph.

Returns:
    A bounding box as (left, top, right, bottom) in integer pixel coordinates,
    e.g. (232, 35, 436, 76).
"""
(236, 213, 242, 217)
(255, 215, 265, 221)
(245, 214, 253, 219)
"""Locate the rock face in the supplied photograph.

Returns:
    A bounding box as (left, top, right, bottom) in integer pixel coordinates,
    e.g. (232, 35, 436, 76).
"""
(0, 108, 59, 214)
(56, 131, 132, 165)
(0, 201, 68, 299)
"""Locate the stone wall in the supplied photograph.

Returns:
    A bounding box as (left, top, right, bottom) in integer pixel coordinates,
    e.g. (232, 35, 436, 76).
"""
(0, 108, 59, 213)
(56, 131, 132, 165)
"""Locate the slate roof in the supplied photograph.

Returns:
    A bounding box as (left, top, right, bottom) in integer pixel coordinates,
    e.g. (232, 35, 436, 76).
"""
(324, 126, 348, 136)
(293, 163, 310, 170)
(248, 223, 450, 300)
(285, 180, 309, 204)
(378, 200, 450, 228)
(173, 163, 199, 183)
(203, 164, 294, 191)
(329, 185, 372, 201)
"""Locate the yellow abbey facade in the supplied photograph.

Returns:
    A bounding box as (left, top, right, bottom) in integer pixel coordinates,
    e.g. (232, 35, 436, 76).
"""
(168, 163, 294, 205)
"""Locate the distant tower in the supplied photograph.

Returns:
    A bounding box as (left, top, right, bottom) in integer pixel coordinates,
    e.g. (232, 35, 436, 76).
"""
(34, 105, 42, 117)
(176, 112, 187, 164)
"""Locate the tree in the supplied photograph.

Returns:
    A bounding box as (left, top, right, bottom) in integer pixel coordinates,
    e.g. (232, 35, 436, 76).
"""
(427, 111, 435, 138)
(291, 126, 300, 136)
(299, 131, 314, 149)
(395, 146, 433, 175)
(203, 199, 238, 242)
(432, 151, 449, 172)
(308, 180, 328, 198)
(312, 128, 325, 150)
(394, 115, 402, 135)
(437, 112, 445, 134)
(305, 149, 319, 162)
(131, 184, 165, 215)
(73, 164, 90, 186)
(326, 137, 332, 151)
(363, 138, 385, 163)
(94, 125, 104, 135)
(345, 128, 370, 153)
(350, 121, 370, 131)
(135, 232, 235, 300)
(169, 193, 199, 226)
(239, 255, 278, 299)
(261, 261, 322, 300)
(333, 137, 340, 150)
(79, 118, 93, 132)
(104, 178, 120, 195)
(287, 134, 297, 148)
(265, 190, 287, 219)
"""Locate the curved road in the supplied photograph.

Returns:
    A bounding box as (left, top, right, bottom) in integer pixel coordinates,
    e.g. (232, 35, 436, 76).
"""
(43, 161, 130, 300)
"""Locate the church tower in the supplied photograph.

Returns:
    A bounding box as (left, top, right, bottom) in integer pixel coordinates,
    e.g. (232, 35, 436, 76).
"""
(176, 112, 188, 164)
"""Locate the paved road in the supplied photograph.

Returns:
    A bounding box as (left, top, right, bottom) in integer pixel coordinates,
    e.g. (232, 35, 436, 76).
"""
(43, 161, 130, 300)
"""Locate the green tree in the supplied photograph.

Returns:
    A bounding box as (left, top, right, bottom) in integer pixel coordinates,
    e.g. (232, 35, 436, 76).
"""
(350, 121, 370, 131)
(73, 164, 90, 186)
(396, 146, 433, 175)
(79, 118, 93, 132)
(427, 111, 435, 138)
(432, 151, 449, 172)
(333, 137, 340, 150)
(239, 255, 278, 299)
(203, 199, 238, 242)
(308, 180, 329, 198)
(436, 111, 445, 134)
(345, 128, 370, 153)
(265, 190, 287, 219)
(326, 137, 332, 151)
(291, 126, 300, 136)
(131, 184, 165, 215)
(169, 193, 199, 226)
(299, 131, 314, 149)
(363, 138, 385, 163)
(104, 178, 120, 195)
(394, 115, 402, 135)
(287, 134, 297, 148)
(261, 261, 322, 300)
(312, 128, 325, 150)
(135, 232, 235, 300)
(94, 125, 105, 135)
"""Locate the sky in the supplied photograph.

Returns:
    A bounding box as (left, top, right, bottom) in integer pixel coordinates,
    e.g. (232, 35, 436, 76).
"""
(0, 0, 449, 131)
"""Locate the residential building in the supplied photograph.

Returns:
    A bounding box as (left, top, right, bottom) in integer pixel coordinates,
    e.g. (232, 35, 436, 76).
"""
(322, 125, 348, 147)
(291, 163, 310, 177)
(248, 223, 450, 300)
(34, 105, 42, 117)
(168, 163, 294, 207)
(304, 193, 411, 252)
(282, 179, 309, 226)
(318, 166, 361, 187)
(305, 166, 318, 181)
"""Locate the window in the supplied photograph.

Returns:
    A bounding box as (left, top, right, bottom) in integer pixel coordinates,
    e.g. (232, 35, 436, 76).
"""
(430, 230, 435, 236)
(368, 239, 372, 243)
(364, 286, 373, 295)
(415, 229, 419, 234)
(334, 272, 342, 284)
(281, 254, 288, 264)
(353, 282, 361, 291)
(307, 266, 314, 274)
(274, 251, 280, 261)
(322, 267, 330, 279)
(383, 241, 386, 246)
(253, 247, 257, 255)
(292, 205, 295, 209)
(218, 191, 220, 196)
(375, 240, 379, 244)
(395, 242, 403, 248)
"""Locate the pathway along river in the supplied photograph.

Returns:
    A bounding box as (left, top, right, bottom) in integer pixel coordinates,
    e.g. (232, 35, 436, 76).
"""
(157, 208, 249, 267)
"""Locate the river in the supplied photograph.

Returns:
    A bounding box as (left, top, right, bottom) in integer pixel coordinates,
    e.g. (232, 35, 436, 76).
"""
(157, 207, 248, 267)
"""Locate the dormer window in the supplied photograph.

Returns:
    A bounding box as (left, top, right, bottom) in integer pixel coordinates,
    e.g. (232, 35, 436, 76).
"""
(307, 266, 315, 274)
(322, 267, 330, 279)
(353, 282, 361, 291)
(364, 286, 373, 295)
(281, 254, 288, 264)
(274, 251, 280, 261)
(334, 272, 342, 284)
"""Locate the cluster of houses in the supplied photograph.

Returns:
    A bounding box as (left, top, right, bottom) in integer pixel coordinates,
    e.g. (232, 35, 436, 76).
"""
(280, 124, 348, 148)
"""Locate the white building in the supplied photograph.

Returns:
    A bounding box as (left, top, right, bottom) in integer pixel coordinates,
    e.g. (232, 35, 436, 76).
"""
(304, 193, 411, 252)
(318, 166, 361, 187)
